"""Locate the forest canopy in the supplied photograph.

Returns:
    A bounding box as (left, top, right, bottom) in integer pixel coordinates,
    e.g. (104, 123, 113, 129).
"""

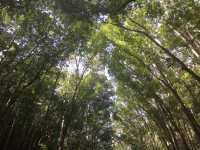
(0, 0, 200, 150)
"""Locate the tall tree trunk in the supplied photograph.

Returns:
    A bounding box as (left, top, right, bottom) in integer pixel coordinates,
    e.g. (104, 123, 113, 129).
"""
(154, 94, 191, 150)
(119, 23, 200, 83)
(172, 27, 200, 58)
(57, 115, 68, 150)
(156, 65, 200, 141)
(3, 118, 16, 150)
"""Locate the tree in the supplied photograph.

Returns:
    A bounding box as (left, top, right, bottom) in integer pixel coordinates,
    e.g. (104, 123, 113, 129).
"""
(0, 0, 200, 150)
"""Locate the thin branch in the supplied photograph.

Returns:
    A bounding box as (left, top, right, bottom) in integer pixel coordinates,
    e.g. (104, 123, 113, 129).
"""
(115, 23, 200, 83)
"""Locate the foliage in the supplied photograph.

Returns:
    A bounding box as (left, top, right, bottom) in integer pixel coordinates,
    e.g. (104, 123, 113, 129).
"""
(0, 0, 200, 150)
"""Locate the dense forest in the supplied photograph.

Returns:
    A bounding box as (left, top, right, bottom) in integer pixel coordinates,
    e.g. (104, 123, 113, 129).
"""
(0, 0, 200, 150)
